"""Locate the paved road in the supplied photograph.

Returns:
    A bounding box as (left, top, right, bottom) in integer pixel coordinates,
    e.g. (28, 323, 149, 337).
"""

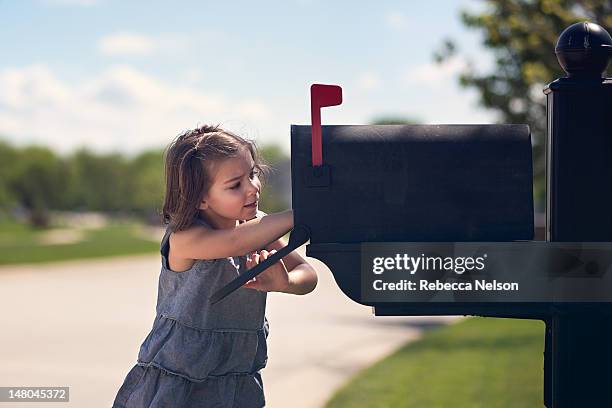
(0, 247, 461, 408)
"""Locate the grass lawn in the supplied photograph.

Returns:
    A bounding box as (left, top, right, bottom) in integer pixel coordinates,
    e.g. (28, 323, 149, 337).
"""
(0, 219, 159, 265)
(326, 317, 545, 408)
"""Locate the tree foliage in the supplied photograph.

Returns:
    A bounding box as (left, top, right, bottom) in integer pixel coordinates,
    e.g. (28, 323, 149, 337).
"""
(437, 0, 611, 209)
(0, 139, 289, 227)
(370, 116, 422, 125)
(6, 146, 67, 227)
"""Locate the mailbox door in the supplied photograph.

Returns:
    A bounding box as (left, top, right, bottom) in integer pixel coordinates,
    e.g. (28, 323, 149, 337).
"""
(291, 124, 534, 244)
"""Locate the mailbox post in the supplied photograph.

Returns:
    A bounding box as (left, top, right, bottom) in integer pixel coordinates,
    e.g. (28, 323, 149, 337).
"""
(544, 21, 612, 408)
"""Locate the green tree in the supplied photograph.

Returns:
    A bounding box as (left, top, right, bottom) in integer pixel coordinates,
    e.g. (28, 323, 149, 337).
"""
(258, 144, 285, 165)
(436, 0, 611, 210)
(7, 146, 67, 227)
(0, 140, 18, 213)
(65, 148, 132, 213)
(257, 144, 290, 213)
(127, 149, 165, 221)
(369, 116, 421, 125)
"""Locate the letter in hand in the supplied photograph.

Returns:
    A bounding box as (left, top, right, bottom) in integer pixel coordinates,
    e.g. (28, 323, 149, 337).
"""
(242, 249, 290, 293)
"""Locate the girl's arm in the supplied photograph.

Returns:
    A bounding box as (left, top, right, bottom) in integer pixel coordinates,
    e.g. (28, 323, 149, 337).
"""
(170, 210, 293, 260)
(241, 209, 316, 295)
(264, 237, 318, 295)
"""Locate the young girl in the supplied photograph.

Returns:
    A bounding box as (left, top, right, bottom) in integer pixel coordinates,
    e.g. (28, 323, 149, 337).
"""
(112, 125, 318, 408)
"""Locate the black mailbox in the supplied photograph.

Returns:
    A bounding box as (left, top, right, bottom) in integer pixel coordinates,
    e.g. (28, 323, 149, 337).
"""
(292, 124, 534, 307)
(291, 124, 534, 243)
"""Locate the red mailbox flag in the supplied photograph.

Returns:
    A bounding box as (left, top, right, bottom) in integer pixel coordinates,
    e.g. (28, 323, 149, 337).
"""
(310, 84, 342, 166)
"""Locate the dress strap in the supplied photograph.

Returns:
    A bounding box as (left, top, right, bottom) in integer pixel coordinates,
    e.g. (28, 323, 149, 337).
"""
(159, 225, 173, 270)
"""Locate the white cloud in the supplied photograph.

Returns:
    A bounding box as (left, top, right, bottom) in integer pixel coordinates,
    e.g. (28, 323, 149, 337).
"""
(98, 32, 193, 57)
(403, 56, 469, 86)
(384, 11, 410, 31)
(0, 65, 273, 155)
(356, 72, 381, 91)
(235, 100, 271, 120)
(99, 33, 157, 56)
(1, 65, 71, 110)
(183, 68, 203, 84)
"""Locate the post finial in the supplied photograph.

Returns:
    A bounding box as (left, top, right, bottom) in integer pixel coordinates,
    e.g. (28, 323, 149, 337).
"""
(555, 21, 612, 78)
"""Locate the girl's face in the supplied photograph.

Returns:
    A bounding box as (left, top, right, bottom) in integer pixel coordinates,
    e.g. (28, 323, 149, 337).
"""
(198, 147, 261, 229)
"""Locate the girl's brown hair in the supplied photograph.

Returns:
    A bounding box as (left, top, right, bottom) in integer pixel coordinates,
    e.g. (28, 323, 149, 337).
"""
(161, 124, 270, 231)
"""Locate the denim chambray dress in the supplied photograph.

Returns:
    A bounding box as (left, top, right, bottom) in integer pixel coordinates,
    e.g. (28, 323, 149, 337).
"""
(112, 214, 269, 408)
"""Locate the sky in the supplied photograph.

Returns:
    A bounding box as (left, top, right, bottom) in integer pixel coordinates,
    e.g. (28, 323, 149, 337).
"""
(0, 0, 498, 157)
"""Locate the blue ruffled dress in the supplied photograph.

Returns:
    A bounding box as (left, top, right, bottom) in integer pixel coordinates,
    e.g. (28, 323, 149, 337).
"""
(112, 216, 269, 407)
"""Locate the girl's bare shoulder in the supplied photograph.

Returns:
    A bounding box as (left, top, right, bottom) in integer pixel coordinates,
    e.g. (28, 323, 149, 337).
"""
(169, 223, 210, 254)
(165, 224, 210, 272)
(168, 221, 239, 261)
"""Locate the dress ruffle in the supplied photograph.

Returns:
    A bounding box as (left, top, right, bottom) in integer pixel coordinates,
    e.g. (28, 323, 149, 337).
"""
(136, 314, 269, 383)
(112, 364, 266, 408)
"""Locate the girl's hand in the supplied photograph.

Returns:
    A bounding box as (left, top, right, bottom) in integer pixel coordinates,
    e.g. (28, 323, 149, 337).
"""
(242, 249, 290, 293)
